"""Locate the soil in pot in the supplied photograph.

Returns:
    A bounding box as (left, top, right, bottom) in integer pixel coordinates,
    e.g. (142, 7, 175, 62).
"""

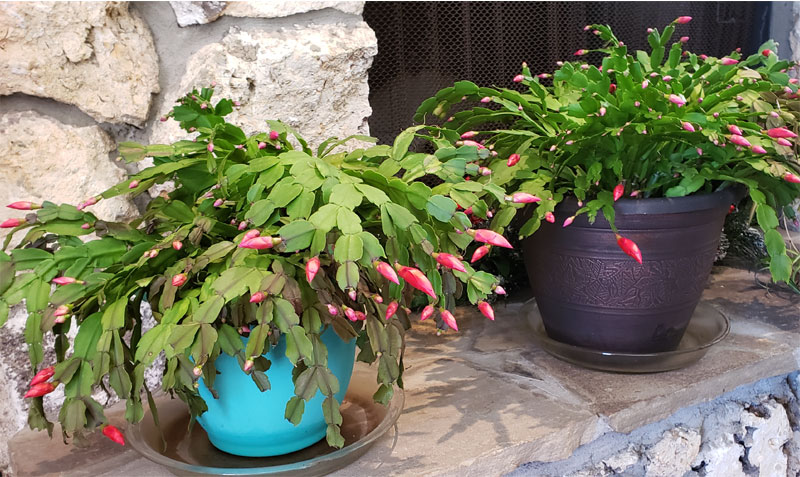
(523, 188, 739, 353)
(196, 326, 356, 457)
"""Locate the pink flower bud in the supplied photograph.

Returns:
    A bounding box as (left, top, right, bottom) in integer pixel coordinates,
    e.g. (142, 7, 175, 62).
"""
(479, 96, 492, 103)
(784, 173, 800, 183)
(354, 311, 366, 321)
(762, 49, 773, 57)
(537, 73, 550, 79)
(767, 127, 798, 139)
(580, 64, 589, 70)
(615, 234, 643, 264)
(505, 192, 541, 204)
(160, 116, 168, 122)
(729, 135, 751, 147)
(721, 58, 739, 66)
(469, 229, 513, 249)
(663, 75, 672, 81)
(563, 216, 575, 227)
(727, 124, 743, 135)
(647, 28, 654, 33)
(513, 74, 524, 83)
(574, 49, 586, 56)
(544, 211, 555, 223)
(213, 198, 224, 207)
(751, 145, 767, 154)
(244, 359, 254, 372)
(736, 96, 743, 101)
(200, 103, 208, 110)
(207, 143, 215, 153)
(348, 289, 357, 301)
(77, 196, 99, 210)
(374, 261, 400, 284)
(682, 122, 695, 133)
(239, 236, 275, 249)
(250, 292, 265, 303)
(566, 140, 574, 145)
(696, 148, 703, 156)
(396, 264, 436, 298)
(433, 252, 467, 273)
(634, 101, 641, 107)
(713, 112, 719, 118)
(30, 366, 55, 386)
(776, 138, 792, 146)
(494, 285, 506, 295)
(0, 217, 24, 228)
(127, 180, 140, 190)
(613, 183, 625, 201)
(373, 294, 384, 304)
(441, 309, 458, 331)
(630, 190, 640, 197)
(549, 144, 557, 151)
(479, 167, 492, 176)
(460, 131, 478, 139)
(81, 223, 91, 230)
(471, 245, 490, 263)
(641, 80, 649, 89)
(238, 221, 248, 231)
(258, 142, 266, 149)
(583, 25, 591, 31)
(7, 201, 40, 210)
(327, 304, 338, 316)
(609, 83, 617, 94)
(674, 16, 692, 24)
(243, 229, 261, 241)
(507, 153, 521, 167)
(477, 301, 495, 321)
(25, 382, 56, 399)
(420, 305, 434, 321)
(598, 107, 606, 117)
(385, 301, 399, 320)
(269, 131, 280, 140)
(668, 94, 687, 106)
(679, 36, 689, 43)
(53, 305, 70, 317)
(344, 306, 358, 322)
(52, 277, 78, 286)
(306, 256, 320, 283)
(172, 274, 187, 287)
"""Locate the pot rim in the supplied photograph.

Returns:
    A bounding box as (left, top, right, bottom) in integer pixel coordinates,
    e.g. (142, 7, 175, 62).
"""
(560, 185, 745, 216)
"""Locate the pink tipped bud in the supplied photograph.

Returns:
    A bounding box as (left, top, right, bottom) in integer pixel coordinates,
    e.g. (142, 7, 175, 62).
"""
(647, 28, 654, 33)
(641, 80, 649, 89)
(574, 49, 586, 56)
(544, 211, 555, 223)
(505, 192, 541, 204)
(477, 166, 491, 176)
(243, 229, 261, 241)
(513, 74, 524, 83)
(721, 57, 739, 66)
(269, 131, 280, 140)
(101, 425, 125, 446)
(25, 382, 56, 399)
(461, 140, 484, 149)
(634, 101, 641, 107)
(239, 236, 274, 249)
(354, 311, 366, 321)
(674, 16, 692, 24)
(477, 301, 495, 321)
(306, 256, 320, 284)
(469, 229, 513, 249)
(54, 305, 70, 317)
(563, 216, 575, 227)
(583, 25, 592, 31)
(348, 289, 357, 301)
(679, 36, 689, 43)
(129, 180, 139, 189)
(244, 359, 254, 372)
(727, 124, 743, 135)
(237, 221, 248, 231)
(598, 107, 606, 117)
(615, 234, 643, 264)
(713, 112, 720, 118)
(172, 274, 187, 287)
(507, 153, 521, 167)
(344, 306, 358, 322)
(207, 143, 214, 152)
(81, 222, 92, 230)
(682, 122, 695, 133)
(776, 138, 793, 146)
(326, 304, 338, 316)
(751, 145, 767, 154)
(420, 305, 434, 321)
(611, 183, 624, 201)
(791, 78, 799, 85)
(52, 277, 77, 286)
(767, 127, 798, 139)
(385, 301, 399, 320)
(396, 264, 437, 298)
(668, 94, 687, 106)
(30, 366, 55, 386)
(471, 245, 490, 263)
(494, 285, 506, 295)
(440, 309, 458, 331)
(7, 201, 40, 210)
(374, 261, 400, 284)
(696, 148, 703, 156)
(434, 252, 467, 273)
(258, 142, 267, 149)
(250, 292, 265, 303)
(148, 249, 159, 259)
(762, 49, 773, 57)
(460, 131, 478, 139)
(783, 172, 800, 183)
(480, 96, 492, 103)
(213, 198, 224, 207)
(373, 294, 383, 304)
(729, 135, 751, 147)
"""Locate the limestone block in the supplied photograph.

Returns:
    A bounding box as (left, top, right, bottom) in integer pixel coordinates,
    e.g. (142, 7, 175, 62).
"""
(693, 402, 747, 477)
(0, 112, 137, 233)
(169, 1, 364, 26)
(741, 400, 792, 476)
(0, 306, 32, 473)
(645, 427, 701, 477)
(0, 2, 159, 125)
(150, 22, 376, 151)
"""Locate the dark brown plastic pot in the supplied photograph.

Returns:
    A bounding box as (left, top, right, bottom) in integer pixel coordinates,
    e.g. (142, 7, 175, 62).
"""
(522, 188, 741, 353)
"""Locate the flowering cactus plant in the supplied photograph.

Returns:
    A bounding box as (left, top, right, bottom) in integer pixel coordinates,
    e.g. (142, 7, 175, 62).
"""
(0, 87, 508, 448)
(415, 17, 800, 282)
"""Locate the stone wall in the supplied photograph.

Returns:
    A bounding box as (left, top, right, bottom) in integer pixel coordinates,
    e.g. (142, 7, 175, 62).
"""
(0, 2, 375, 473)
(512, 372, 800, 477)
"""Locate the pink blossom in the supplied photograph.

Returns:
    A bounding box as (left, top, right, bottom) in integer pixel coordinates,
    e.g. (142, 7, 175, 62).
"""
(729, 135, 752, 147)
(776, 138, 793, 146)
(306, 256, 320, 283)
(751, 145, 767, 154)
(441, 309, 458, 331)
(471, 245, 490, 263)
(250, 292, 265, 303)
(669, 94, 687, 106)
(420, 305, 434, 321)
(460, 131, 478, 139)
(507, 153, 521, 167)
(396, 264, 436, 298)
(52, 277, 78, 286)
(477, 301, 494, 321)
(172, 274, 187, 287)
(269, 131, 280, 140)
(728, 124, 743, 135)
(0, 218, 24, 228)
(374, 261, 400, 284)
(721, 58, 739, 66)
(574, 49, 587, 56)
(767, 127, 798, 139)
(7, 201, 39, 210)
(544, 211, 555, 223)
(480, 96, 492, 103)
(470, 229, 513, 249)
(675, 16, 692, 24)
(327, 304, 339, 316)
(784, 173, 800, 184)
(682, 122, 695, 133)
(506, 192, 540, 204)
(562, 216, 575, 227)
(434, 252, 467, 273)
(385, 301, 399, 320)
(679, 36, 689, 43)
(513, 74, 524, 83)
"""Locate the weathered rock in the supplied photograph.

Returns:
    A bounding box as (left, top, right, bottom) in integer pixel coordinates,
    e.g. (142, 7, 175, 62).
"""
(693, 402, 747, 477)
(0, 2, 159, 125)
(0, 306, 30, 473)
(741, 400, 792, 476)
(0, 111, 137, 234)
(645, 427, 701, 477)
(169, 1, 364, 27)
(149, 22, 376, 151)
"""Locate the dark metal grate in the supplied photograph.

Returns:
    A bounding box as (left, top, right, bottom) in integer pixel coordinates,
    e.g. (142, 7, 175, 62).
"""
(364, 1, 771, 145)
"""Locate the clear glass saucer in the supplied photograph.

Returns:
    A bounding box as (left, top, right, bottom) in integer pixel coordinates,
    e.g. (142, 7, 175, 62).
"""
(525, 300, 730, 373)
(126, 362, 404, 476)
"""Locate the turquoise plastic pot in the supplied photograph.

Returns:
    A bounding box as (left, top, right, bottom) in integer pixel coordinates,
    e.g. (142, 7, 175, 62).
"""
(196, 326, 356, 457)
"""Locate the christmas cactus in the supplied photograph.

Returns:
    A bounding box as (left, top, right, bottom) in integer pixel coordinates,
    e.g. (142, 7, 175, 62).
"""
(0, 87, 509, 448)
(415, 17, 800, 282)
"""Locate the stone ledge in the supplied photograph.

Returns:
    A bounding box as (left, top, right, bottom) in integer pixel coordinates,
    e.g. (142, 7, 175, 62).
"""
(8, 266, 800, 476)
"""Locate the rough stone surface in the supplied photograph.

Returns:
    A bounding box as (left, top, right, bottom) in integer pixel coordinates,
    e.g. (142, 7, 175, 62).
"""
(149, 22, 376, 151)
(644, 428, 700, 477)
(0, 2, 160, 125)
(169, 1, 364, 27)
(0, 111, 137, 231)
(740, 400, 792, 476)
